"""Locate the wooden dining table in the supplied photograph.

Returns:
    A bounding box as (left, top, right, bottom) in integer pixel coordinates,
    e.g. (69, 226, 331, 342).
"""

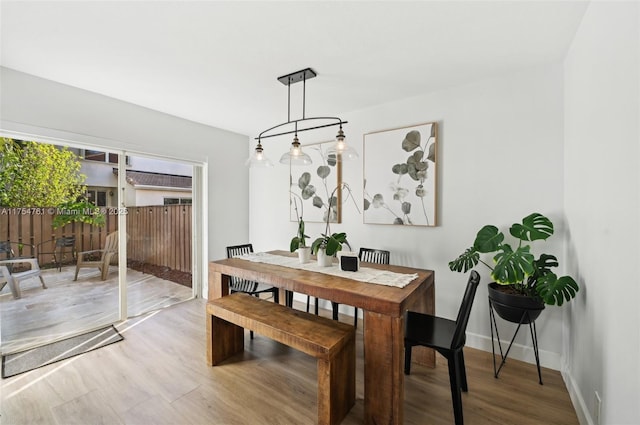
(208, 250, 435, 425)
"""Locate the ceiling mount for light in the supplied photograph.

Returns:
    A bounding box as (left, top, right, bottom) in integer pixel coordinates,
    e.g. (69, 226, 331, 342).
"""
(246, 68, 358, 167)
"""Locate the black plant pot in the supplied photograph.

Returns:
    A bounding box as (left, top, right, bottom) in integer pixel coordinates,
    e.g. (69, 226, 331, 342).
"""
(487, 282, 545, 324)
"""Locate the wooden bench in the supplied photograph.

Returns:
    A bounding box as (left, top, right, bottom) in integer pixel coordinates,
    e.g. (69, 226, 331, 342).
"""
(206, 292, 355, 425)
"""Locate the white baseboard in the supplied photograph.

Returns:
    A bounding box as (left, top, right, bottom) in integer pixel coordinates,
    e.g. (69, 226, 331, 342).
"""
(562, 366, 594, 425)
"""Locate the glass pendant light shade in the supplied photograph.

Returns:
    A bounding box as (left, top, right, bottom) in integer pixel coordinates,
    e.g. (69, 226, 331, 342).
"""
(245, 142, 274, 168)
(326, 127, 359, 161)
(279, 135, 312, 166)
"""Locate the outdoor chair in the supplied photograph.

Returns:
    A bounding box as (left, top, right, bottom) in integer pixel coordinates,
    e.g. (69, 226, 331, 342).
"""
(0, 241, 47, 299)
(404, 270, 481, 425)
(226, 243, 282, 339)
(74, 231, 119, 281)
(37, 236, 77, 271)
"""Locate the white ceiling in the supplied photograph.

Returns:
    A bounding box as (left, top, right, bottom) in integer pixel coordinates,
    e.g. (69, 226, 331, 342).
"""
(1, 1, 588, 138)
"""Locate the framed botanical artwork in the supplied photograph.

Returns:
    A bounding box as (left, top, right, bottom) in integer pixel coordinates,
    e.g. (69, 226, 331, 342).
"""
(363, 122, 438, 226)
(290, 141, 342, 223)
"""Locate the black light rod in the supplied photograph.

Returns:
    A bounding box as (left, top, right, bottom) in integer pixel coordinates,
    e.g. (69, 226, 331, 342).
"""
(257, 118, 348, 140)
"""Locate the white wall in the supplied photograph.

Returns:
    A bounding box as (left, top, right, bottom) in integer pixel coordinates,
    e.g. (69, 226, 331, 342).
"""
(250, 64, 569, 369)
(563, 2, 640, 424)
(0, 67, 250, 293)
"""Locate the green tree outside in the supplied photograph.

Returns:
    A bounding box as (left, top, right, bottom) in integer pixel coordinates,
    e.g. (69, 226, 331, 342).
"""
(0, 138, 87, 207)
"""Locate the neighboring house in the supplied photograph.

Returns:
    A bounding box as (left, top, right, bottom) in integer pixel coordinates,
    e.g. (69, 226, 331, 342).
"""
(74, 148, 192, 207)
(117, 169, 192, 207)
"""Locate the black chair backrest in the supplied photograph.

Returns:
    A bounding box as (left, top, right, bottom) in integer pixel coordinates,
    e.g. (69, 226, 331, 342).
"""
(226, 243, 253, 258)
(359, 248, 390, 265)
(56, 236, 76, 248)
(451, 270, 481, 349)
(226, 244, 258, 293)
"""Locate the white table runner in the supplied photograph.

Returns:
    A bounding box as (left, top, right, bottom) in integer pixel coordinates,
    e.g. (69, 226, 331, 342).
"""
(235, 252, 418, 289)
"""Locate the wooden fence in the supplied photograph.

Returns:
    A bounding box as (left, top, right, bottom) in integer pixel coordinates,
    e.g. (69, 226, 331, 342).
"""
(0, 205, 192, 273)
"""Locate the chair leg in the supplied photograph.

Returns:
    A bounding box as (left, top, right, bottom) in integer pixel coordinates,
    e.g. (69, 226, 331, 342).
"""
(353, 307, 358, 328)
(314, 298, 319, 315)
(7, 276, 20, 299)
(74, 266, 80, 281)
(306, 295, 311, 312)
(331, 302, 339, 321)
(273, 289, 279, 304)
(404, 342, 412, 375)
(447, 354, 465, 425)
(458, 350, 468, 392)
(38, 275, 47, 289)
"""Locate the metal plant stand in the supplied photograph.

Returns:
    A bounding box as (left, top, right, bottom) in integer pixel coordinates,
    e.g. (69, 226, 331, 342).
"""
(489, 297, 544, 385)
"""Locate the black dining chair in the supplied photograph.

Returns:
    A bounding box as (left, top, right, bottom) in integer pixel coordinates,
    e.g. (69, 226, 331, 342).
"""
(306, 247, 391, 328)
(226, 244, 282, 338)
(404, 270, 481, 425)
(351, 248, 390, 327)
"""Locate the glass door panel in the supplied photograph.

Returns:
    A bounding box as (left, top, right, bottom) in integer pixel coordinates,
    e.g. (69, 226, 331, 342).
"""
(0, 139, 120, 354)
(123, 154, 194, 317)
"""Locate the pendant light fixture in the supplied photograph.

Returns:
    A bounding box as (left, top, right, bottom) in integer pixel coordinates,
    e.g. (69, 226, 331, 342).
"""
(326, 124, 359, 161)
(244, 139, 274, 167)
(246, 68, 356, 167)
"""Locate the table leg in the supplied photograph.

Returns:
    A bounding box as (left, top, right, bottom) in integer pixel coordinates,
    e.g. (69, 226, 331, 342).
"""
(206, 271, 242, 366)
(364, 311, 404, 425)
(208, 271, 230, 300)
(409, 281, 436, 367)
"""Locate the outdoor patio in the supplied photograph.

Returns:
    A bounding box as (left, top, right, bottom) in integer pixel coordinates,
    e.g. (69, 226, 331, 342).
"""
(0, 264, 193, 354)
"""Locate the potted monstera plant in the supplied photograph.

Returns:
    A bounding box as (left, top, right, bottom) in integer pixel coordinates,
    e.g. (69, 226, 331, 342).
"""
(448, 212, 579, 323)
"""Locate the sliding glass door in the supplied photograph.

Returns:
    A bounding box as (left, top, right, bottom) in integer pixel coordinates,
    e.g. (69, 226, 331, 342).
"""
(0, 138, 201, 354)
(0, 139, 120, 353)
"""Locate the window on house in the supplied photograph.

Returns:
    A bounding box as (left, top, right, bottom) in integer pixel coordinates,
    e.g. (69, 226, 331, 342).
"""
(163, 197, 192, 205)
(84, 150, 107, 162)
(83, 149, 129, 164)
(87, 190, 108, 206)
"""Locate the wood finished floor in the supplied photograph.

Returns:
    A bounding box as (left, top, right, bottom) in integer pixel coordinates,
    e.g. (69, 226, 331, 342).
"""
(0, 298, 579, 425)
(0, 265, 193, 354)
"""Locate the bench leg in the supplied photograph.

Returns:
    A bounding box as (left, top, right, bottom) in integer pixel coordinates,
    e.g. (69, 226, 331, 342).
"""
(316, 335, 356, 425)
(207, 313, 244, 366)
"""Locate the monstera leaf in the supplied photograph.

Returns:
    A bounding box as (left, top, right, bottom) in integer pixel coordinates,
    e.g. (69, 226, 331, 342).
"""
(527, 253, 558, 289)
(473, 225, 504, 253)
(491, 244, 535, 285)
(448, 247, 480, 273)
(510, 213, 554, 241)
(535, 273, 579, 306)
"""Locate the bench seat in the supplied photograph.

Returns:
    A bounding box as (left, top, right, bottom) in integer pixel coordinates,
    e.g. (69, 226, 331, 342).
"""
(207, 293, 355, 425)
